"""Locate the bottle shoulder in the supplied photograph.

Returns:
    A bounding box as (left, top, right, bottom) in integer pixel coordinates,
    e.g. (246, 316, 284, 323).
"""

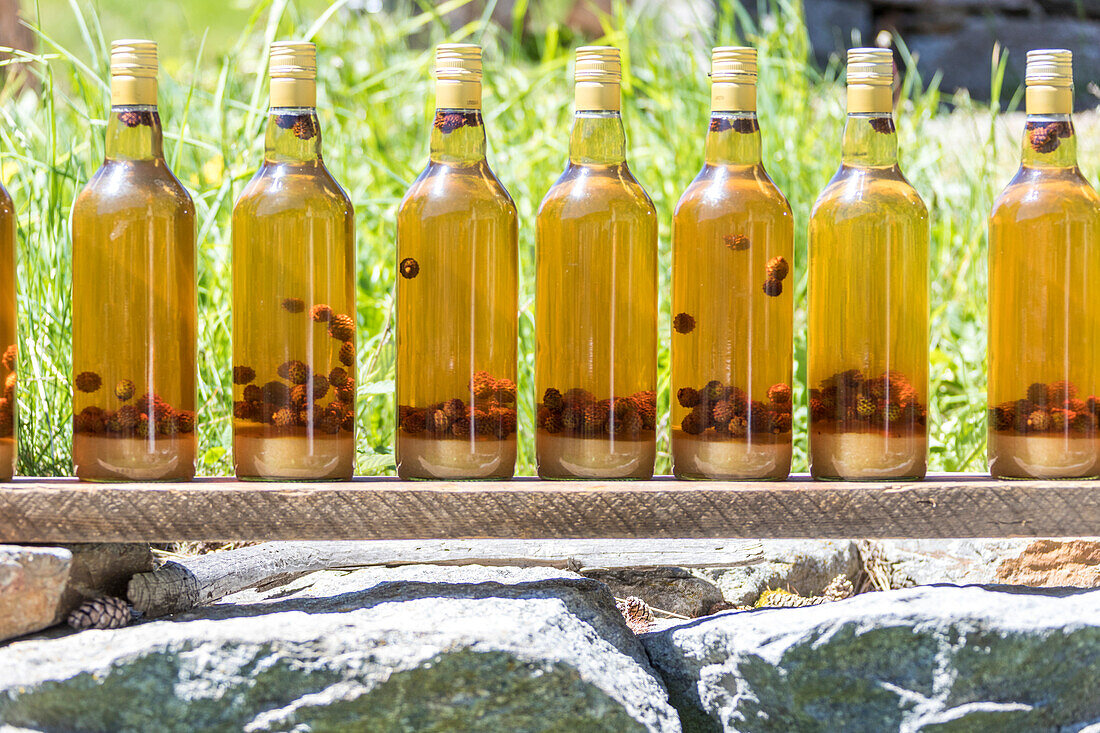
(74, 159, 194, 217)
(992, 166, 1100, 218)
(674, 164, 792, 219)
(399, 161, 516, 217)
(538, 162, 656, 219)
(810, 164, 927, 221)
(234, 162, 353, 219)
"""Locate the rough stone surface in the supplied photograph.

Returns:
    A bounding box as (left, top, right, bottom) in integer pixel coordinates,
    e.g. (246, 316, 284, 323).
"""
(582, 567, 725, 618)
(0, 546, 71, 642)
(643, 585, 1100, 732)
(996, 539, 1100, 587)
(0, 565, 680, 733)
(699, 540, 859, 607)
(58, 543, 153, 621)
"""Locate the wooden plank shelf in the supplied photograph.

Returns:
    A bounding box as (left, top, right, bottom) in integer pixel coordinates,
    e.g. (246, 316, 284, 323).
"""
(1, 474, 1098, 543)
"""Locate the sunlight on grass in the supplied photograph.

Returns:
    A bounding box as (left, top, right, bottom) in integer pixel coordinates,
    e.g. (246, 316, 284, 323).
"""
(3, 0, 1078, 476)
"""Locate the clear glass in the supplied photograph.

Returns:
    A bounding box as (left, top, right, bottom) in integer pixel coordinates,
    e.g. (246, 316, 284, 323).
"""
(396, 109, 518, 479)
(988, 114, 1100, 478)
(232, 108, 356, 480)
(0, 184, 15, 479)
(671, 111, 793, 479)
(71, 106, 196, 481)
(535, 109, 658, 479)
(807, 113, 929, 480)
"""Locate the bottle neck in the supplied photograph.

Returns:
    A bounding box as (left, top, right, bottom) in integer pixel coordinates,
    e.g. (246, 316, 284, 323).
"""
(568, 111, 626, 166)
(841, 112, 898, 168)
(265, 108, 323, 165)
(105, 105, 164, 161)
(430, 108, 486, 165)
(704, 111, 761, 165)
(1022, 113, 1077, 168)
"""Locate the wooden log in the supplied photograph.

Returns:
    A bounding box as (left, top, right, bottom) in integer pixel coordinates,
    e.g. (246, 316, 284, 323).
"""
(128, 538, 766, 616)
(1, 475, 1099, 543)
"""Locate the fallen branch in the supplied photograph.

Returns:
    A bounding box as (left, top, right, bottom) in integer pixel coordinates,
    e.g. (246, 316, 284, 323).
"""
(128, 538, 764, 617)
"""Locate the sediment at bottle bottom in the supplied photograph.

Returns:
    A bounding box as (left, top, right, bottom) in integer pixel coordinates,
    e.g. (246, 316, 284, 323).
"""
(397, 434, 516, 480)
(0, 438, 12, 480)
(234, 433, 354, 480)
(989, 433, 1100, 479)
(536, 432, 655, 480)
(73, 434, 196, 481)
(672, 430, 791, 480)
(810, 429, 927, 481)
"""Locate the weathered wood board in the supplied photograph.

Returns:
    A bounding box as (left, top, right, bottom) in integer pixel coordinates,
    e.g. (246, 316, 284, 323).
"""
(1, 474, 1097, 542)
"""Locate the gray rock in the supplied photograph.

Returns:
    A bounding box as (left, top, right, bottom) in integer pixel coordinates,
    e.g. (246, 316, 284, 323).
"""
(0, 546, 71, 642)
(866, 539, 1033, 587)
(700, 540, 859, 607)
(0, 565, 680, 733)
(582, 567, 725, 618)
(643, 585, 1100, 731)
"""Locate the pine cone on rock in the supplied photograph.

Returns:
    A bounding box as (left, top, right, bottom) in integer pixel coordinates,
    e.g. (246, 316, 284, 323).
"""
(67, 596, 132, 630)
(616, 596, 654, 634)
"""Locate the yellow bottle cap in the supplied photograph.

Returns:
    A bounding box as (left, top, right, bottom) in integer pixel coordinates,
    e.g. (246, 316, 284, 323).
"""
(270, 41, 317, 108)
(1026, 49, 1072, 115)
(710, 46, 756, 112)
(110, 39, 157, 106)
(846, 47, 892, 114)
(434, 43, 482, 110)
(575, 46, 621, 111)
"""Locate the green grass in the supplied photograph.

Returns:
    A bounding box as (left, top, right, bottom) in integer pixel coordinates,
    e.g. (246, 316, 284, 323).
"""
(0, 0, 1078, 476)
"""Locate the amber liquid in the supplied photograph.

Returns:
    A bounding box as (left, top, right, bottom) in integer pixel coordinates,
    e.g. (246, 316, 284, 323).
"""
(536, 110, 658, 479)
(232, 110, 356, 480)
(0, 184, 16, 479)
(396, 110, 518, 480)
(808, 114, 929, 480)
(671, 113, 793, 480)
(988, 116, 1100, 479)
(71, 107, 196, 481)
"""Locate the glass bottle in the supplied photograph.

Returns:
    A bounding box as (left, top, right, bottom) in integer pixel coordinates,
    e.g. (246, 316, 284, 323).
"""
(71, 40, 196, 481)
(0, 181, 15, 480)
(988, 50, 1100, 479)
(535, 46, 658, 479)
(671, 47, 793, 480)
(232, 42, 356, 480)
(807, 48, 929, 481)
(396, 44, 518, 479)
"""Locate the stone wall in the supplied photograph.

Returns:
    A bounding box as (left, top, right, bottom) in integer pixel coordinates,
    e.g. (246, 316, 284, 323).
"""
(804, 0, 1100, 102)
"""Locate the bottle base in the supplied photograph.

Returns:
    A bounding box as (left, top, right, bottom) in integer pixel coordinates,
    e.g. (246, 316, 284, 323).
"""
(73, 434, 196, 482)
(810, 428, 926, 481)
(536, 432, 654, 480)
(989, 433, 1100, 480)
(397, 434, 516, 480)
(671, 429, 791, 480)
(235, 433, 354, 481)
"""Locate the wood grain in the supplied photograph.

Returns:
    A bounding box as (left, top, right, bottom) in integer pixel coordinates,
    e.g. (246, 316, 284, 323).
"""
(1, 474, 1098, 542)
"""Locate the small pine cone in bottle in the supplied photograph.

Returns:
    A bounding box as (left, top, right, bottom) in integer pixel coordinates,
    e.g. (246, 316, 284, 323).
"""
(765, 256, 789, 282)
(544, 412, 563, 434)
(712, 399, 733, 426)
(73, 406, 105, 434)
(869, 116, 895, 134)
(632, 391, 657, 430)
(233, 400, 255, 420)
(281, 297, 305, 313)
(402, 409, 426, 434)
(1073, 410, 1097, 433)
(319, 405, 342, 434)
(431, 409, 451, 434)
(677, 386, 700, 408)
(443, 398, 466, 421)
(469, 409, 492, 436)
(75, 371, 102, 393)
(1028, 409, 1052, 432)
(328, 367, 349, 388)
(990, 402, 1015, 432)
(563, 388, 593, 409)
(292, 116, 317, 141)
(1028, 123, 1059, 154)
(281, 361, 310, 385)
(709, 116, 732, 133)
(680, 408, 706, 436)
(767, 382, 792, 405)
(156, 412, 179, 436)
(494, 406, 517, 438)
(1067, 397, 1087, 415)
(1051, 409, 1070, 431)
(771, 411, 792, 434)
(727, 414, 748, 438)
(1048, 380, 1077, 405)
(616, 409, 643, 437)
(543, 387, 564, 412)
(340, 403, 355, 432)
(177, 410, 195, 433)
(311, 375, 329, 400)
(233, 366, 256, 385)
(583, 401, 610, 435)
(118, 111, 145, 127)
(537, 405, 550, 429)
(451, 416, 471, 437)
(272, 408, 295, 428)
(310, 304, 333, 323)
(470, 371, 496, 400)
(67, 596, 131, 630)
(327, 314, 355, 342)
(809, 397, 828, 422)
(561, 407, 583, 432)
(1025, 383, 1048, 407)
(885, 402, 902, 423)
(336, 378, 356, 403)
(434, 111, 466, 134)
(290, 384, 309, 410)
(114, 379, 135, 401)
(262, 381, 291, 406)
(703, 380, 725, 403)
(494, 378, 518, 404)
(115, 404, 139, 430)
(724, 234, 750, 251)
(762, 278, 783, 297)
(1, 344, 15, 370)
(856, 395, 876, 419)
(334, 341, 353, 368)
(240, 384, 261, 404)
(399, 257, 420, 279)
(673, 312, 696, 334)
